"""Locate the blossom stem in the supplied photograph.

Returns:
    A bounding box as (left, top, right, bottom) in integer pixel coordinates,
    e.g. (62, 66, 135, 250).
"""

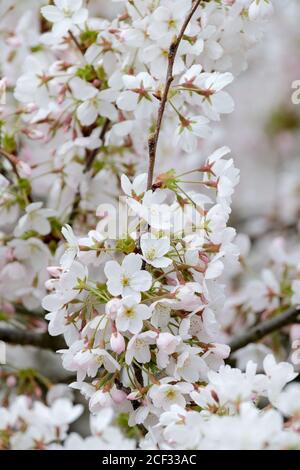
(68, 30, 84, 56)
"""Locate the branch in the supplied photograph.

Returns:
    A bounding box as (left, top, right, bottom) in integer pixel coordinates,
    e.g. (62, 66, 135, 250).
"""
(147, 0, 202, 190)
(0, 148, 22, 182)
(229, 307, 300, 354)
(68, 30, 85, 55)
(85, 118, 110, 172)
(0, 327, 65, 352)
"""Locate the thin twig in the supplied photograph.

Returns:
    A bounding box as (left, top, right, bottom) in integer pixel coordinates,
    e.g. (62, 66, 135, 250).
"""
(229, 307, 300, 354)
(85, 118, 110, 172)
(69, 30, 84, 55)
(147, 0, 202, 190)
(0, 327, 65, 352)
(0, 148, 22, 182)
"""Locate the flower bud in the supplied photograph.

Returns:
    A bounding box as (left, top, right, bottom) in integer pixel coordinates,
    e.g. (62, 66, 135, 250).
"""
(105, 298, 122, 320)
(111, 388, 127, 404)
(110, 331, 125, 354)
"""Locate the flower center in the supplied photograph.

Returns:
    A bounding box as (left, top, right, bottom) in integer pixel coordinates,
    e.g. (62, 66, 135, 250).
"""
(121, 275, 130, 287)
(135, 339, 144, 349)
(165, 389, 177, 400)
(62, 8, 72, 17)
(168, 19, 177, 29)
(145, 248, 156, 261)
(124, 307, 135, 317)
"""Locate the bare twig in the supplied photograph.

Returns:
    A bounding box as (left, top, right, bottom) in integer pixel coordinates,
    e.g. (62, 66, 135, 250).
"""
(147, 0, 202, 190)
(0, 327, 65, 352)
(229, 307, 300, 354)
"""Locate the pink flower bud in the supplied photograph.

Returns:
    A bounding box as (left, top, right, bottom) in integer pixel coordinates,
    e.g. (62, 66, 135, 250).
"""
(92, 79, 101, 88)
(105, 298, 122, 320)
(110, 331, 125, 354)
(111, 388, 127, 404)
(6, 375, 17, 387)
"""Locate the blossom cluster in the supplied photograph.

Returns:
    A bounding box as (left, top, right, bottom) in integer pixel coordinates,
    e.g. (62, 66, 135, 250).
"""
(42, 144, 240, 423)
(0, 0, 273, 316)
(0, 387, 135, 450)
(142, 355, 300, 450)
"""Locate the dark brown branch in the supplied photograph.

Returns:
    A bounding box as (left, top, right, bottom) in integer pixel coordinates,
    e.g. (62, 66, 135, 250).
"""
(0, 327, 65, 352)
(147, 0, 202, 190)
(229, 307, 300, 354)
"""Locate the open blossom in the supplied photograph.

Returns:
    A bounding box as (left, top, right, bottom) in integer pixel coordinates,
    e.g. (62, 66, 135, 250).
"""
(14, 202, 55, 237)
(104, 253, 152, 302)
(41, 0, 88, 37)
(125, 331, 157, 365)
(175, 115, 211, 153)
(116, 296, 152, 334)
(117, 72, 156, 119)
(141, 235, 172, 268)
(149, 381, 193, 411)
(148, 0, 192, 41)
(156, 333, 181, 369)
(69, 77, 117, 127)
